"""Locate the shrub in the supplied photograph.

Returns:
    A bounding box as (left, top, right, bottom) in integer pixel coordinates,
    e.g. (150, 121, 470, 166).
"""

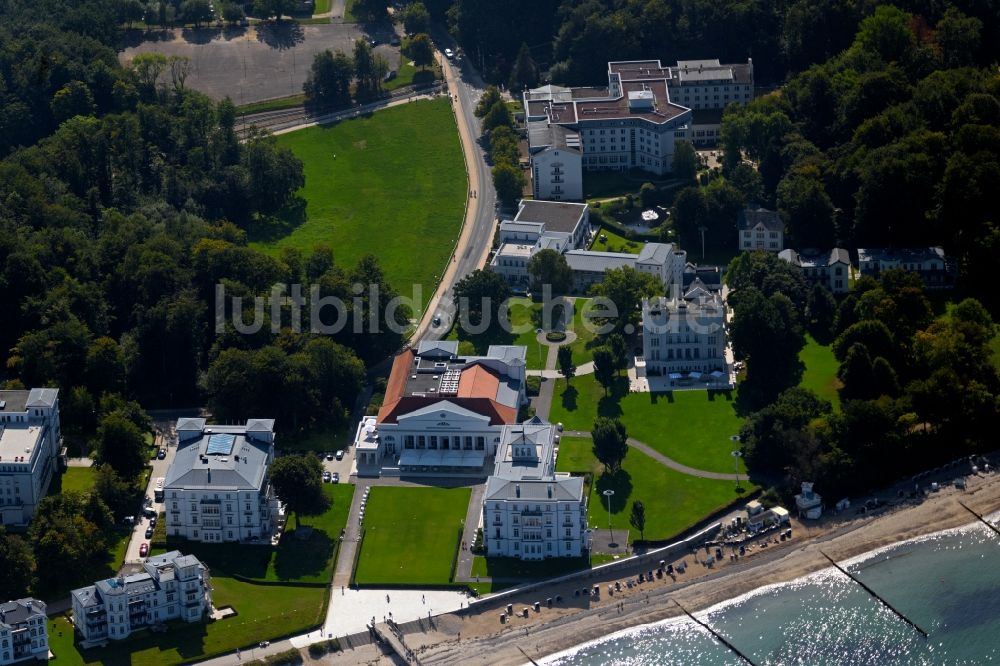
(264, 649, 303, 666)
(307, 640, 341, 658)
(526, 375, 542, 396)
(546, 331, 567, 342)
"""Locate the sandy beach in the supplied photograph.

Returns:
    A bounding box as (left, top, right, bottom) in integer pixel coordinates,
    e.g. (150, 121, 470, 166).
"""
(326, 472, 1000, 666)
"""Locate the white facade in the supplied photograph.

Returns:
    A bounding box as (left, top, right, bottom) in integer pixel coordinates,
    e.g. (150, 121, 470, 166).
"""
(532, 145, 583, 201)
(857, 247, 952, 289)
(668, 59, 754, 145)
(564, 242, 686, 293)
(71, 551, 211, 647)
(641, 283, 727, 377)
(483, 419, 588, 560)
(0, 598, 47, 665)
(164, 419, 279, 543)
(491, 200, 591, 289)
(737, 206, 784, 252)
(778, 248, 850, 294)
(355, 341, 528, 477)
(0, 389, 60, 528)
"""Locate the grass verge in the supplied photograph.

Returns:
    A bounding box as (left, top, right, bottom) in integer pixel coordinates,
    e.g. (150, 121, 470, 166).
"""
(799, 334, 842, 410)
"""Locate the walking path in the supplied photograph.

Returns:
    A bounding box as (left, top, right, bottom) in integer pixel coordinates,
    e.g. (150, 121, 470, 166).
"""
(454, 483, 487, 581)
(562, 430, 740, 481)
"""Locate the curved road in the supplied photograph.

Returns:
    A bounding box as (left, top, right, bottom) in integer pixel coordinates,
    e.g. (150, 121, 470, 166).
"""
(563, 430, 742, 481)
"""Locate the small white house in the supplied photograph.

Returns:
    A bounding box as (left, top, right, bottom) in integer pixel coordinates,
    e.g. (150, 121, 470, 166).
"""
(795, 481, 823, 519)
(737, 206, 784, 252)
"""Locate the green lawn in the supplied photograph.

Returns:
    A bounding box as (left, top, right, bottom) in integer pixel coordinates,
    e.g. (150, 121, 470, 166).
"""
(589, 227, 641, 254)
(252, 98, 466, 302)
(447, 297, 547, 370)
(237, 94, 306, 115)
(314, 0, 331, 13)
(354, 486, 470, 585)
(385, 60, 439, 91)
(283, 425, 351, 454)
(555, 437, 745, 541)
(56, 467, 97, 494)
(568, 298, 600, 366)
(159, 484, 354, 584)
(343, 0, 358, 21)
(549, 374, 746, 475)
(799, 334, 841, 410)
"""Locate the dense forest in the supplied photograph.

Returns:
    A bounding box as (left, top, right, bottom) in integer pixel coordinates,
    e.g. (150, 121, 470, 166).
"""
(0, 0, 405, 442)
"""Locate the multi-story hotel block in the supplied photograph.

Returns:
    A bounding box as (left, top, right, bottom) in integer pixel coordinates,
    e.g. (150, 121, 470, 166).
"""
(163, 419, 279, 543)
(524, 58, 755, 200)
(71, 551, 211, 647)
(483, 418, 589, 560)
(0, 388, 60, 528)
(857, 247, 953, 289)
(0, 598, 47, 665)
(354, 341, 527, 476)
(641, 280, 728, 380)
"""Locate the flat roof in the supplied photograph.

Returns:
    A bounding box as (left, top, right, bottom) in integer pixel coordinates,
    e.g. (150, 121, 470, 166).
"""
(0, 391, 29, 413)
(0, 425, 44, 462)
(496, 243, 534, 258)
(515, 200, 587, 232)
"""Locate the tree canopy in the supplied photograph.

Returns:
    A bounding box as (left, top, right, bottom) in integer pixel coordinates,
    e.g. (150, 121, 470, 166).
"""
(268, 455, 330, 528)
(592, 417, 628, 474)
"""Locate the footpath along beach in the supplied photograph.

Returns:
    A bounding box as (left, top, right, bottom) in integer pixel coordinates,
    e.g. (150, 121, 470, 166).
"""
(327, 472, 1000, 665)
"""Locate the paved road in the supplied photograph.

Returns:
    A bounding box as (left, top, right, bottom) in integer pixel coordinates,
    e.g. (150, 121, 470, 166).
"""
(411, 35, 497, 343)
(123, 432, 178, 564)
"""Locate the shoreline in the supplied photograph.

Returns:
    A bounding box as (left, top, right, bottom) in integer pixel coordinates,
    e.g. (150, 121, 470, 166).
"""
(329, 473, 1000, 665)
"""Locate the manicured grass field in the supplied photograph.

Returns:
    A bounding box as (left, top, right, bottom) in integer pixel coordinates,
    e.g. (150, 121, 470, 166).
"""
(799, 334, 841, 410)
(253, 98, 466, 300)
(568, 298, 600, 366)
(555, 437, 745, 541)
(57, 467, 97, 494)
(314, 0, 331, 13)
(589, 227, 641, 254)
(159, 483, 355, 584)
(354, 486, 470, 585)
(549, 374, 746, 474)
(447, 297, 546, 370)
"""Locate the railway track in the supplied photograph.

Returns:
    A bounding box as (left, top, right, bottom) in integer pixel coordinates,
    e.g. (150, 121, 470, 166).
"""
(236, 82, 447, 136)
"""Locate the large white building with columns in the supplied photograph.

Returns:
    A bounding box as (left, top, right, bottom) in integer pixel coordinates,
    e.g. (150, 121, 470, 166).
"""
(641, 279, 728, 381)
(482, 418, 589, 560)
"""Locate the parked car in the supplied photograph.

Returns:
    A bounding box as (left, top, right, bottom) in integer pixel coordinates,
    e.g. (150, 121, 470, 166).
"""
(149, 515, 157, 527)
(432, 315, 442, 327)
(444, 48, 455, 59)
(322, 471, 332, 483)
(157, 448, 167, 460)
(145, 525, 154, 539)
(335, 450, 345, 460)
(139, 542, 149, 557)
(369, 38, 379, 46)
(331, 472, 340, 484)
(325, 451, 334, 461)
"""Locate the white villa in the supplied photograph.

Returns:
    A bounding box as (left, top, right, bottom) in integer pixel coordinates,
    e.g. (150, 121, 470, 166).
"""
(0, 388, 61, 528)
(524, 58, 754, 201)
(354, 341, 527, 477)
(163, 419, 280, 543)
(641, 280, 728, 382)
(71, 551, 211, 647)
(737, 205, 784, 252)
(857, 247, 953, 289)
(0, 598, 47, 665)
(778, 248, 851, 294)
(483, 418, 589, 560)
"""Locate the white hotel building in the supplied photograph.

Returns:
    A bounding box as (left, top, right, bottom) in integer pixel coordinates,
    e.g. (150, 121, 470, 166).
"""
(641, 279, 728, 381)
(354, 341, 527, 477)
(524, 59, 754, 200)
(0, 388, 60, 528)
(163, 419, 279, 543)
(483, 418, 589, 560)
(0, 598, 47, 665)
(71, 551, 211, 647)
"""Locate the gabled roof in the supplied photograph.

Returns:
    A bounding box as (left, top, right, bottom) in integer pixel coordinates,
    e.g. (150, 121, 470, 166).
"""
(379, 396, 516, 426)
(416, 340, 459, 358)
(737, 205, 784, 232)
(25, 388, 58, 408)
(636, 242, 675, 265)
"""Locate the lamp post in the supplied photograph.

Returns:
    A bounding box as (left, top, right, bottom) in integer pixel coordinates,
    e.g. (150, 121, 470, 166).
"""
(730, 435, 743, 494)
(602, 489, 615, 547)
(536, 328, 543, 366)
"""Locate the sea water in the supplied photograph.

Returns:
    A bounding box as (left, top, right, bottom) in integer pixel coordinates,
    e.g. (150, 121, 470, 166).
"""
(545, 519, 1000, 665)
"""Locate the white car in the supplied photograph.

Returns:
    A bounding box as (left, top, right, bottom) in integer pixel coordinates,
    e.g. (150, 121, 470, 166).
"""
(444, 48, 455, 60)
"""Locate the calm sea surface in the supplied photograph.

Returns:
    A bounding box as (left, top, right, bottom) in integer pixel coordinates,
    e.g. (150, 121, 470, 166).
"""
(545, 518, 1000, 665)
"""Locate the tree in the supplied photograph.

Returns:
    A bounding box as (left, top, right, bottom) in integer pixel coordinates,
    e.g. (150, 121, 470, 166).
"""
(527, 249, 572, 294)
(492, 162, 525, 206)
(481, 100, 514, 134)
(51, 81, 96, 124)
(776, 169, 835, 249)
(557, 345, 576, 385)
(169, 55, 193, 91)
(181, 0, 213, 27)
(591, 417, 628, 474)
(401, 1, 429, 34)
(672, 140, 698, 180)
(120, 0, 145, 29)
(29, 492, 113, 594)
(475, 86, 502, 117)
(588, 266, 661, 334)
(0, 528, 35, 600)
(241, 132, 305, 215)
(935, 8, 982, 68)
(452, 268, 511, 332)
(408, 33, 435, 70)
(805, 283, 837, 343)
(94, 412, 147, 479)
(268, 455, 330, 528)
(508, 42, 538, 92)
(592, 347, 617, 396)
(838, 342, 874, 400)
(833, 320, 895, 364)
(353, 38, 378, 97)
(94, 465, 140, 520)
(221, 2, 245, 25)
(304, 50, 354, 109)
(629, 500, 646, 541)
(607, 332, 628, 376)
(253, 0, 293, 21)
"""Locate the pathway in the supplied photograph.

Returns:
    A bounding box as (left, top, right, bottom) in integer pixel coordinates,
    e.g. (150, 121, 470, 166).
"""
(332, 477, 372, 587)
(562, 430, 741, 481)
(454, 483, 486, 581)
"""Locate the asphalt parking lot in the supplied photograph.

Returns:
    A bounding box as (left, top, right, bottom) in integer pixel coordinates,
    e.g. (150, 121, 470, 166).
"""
(120, 23, 402, 104)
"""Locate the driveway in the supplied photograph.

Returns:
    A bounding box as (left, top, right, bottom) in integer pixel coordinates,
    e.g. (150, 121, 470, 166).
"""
(120, 23, 397, 104)
(123, 432, 177, 564)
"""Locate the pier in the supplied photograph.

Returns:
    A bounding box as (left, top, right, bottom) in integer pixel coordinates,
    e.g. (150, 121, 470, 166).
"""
(672, 600, 757, 666)
(819, 551, 928, 637)
(958, 501, 1000, 538)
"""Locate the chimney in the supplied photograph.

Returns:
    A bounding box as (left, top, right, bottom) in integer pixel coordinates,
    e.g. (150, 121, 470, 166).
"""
(515, 484, 521, 498)
(547, 485, 553, 498)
